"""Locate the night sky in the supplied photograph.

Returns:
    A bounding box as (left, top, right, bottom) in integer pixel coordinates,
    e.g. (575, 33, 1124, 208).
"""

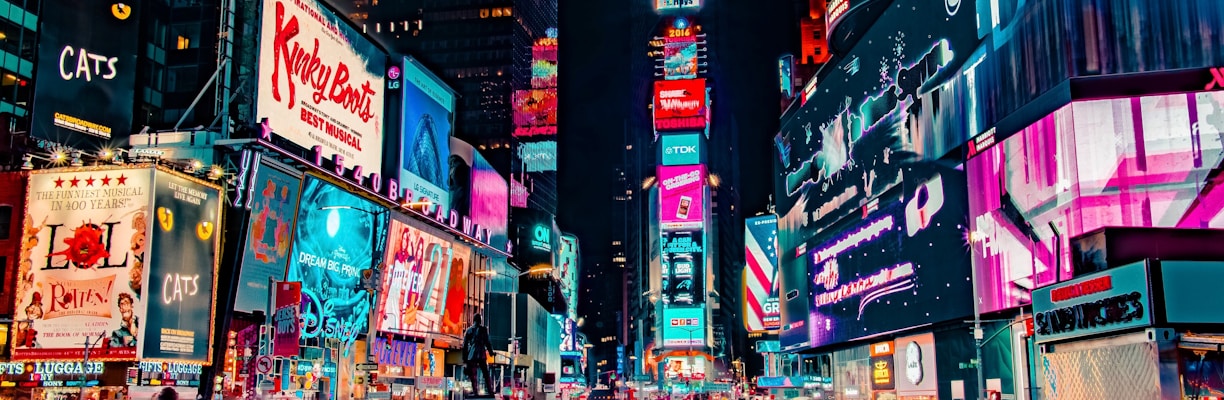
(558, 0, 797, 339)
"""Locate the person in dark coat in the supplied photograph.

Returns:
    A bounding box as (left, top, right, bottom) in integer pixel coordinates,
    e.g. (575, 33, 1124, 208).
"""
(463, 313, 495, 396)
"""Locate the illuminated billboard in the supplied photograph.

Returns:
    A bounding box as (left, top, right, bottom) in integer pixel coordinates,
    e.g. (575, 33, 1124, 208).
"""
(143, 170, 221, 363)
(513, 89, 558, 127)
(450, 137, 510, 250)
(235, 163, 301, 313)
(558, 234, 580, 319)
(662, 306, 705, 348)
(400, 56, 454, 209)
(656, 0, 701, 12)
(532, 40, 558, 88)
(257, 0, 387, 175)
(31, 0, 139, 148)
(658, 165, 705, 229)
(744, 215, 780, 332)
(778, 55, 794, 98)
(653, 79, 707, 131)
(378, 217, 453, 337)
(967, 92, 1224, 313)
(663, 39, 698, 80)
(660, 133, 701, 166)
(440, 244, 472, 336)
(287, 176, 387, 348)
(661, 230, 704, 306)
(806, 169, 972, 348)
(511, 177, 529, 208)
(519, 141, 558, 172)
(14, 167, 153, 360)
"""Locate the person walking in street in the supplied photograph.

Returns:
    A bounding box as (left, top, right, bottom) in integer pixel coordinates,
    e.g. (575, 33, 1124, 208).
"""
(463, 313, 496, 396)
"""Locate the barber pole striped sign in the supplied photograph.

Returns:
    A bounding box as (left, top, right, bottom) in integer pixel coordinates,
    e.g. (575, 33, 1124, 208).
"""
(744, 215, 781, 332)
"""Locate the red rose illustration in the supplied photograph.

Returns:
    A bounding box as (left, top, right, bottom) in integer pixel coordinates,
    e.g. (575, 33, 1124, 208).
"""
(51, 223, 110, 268)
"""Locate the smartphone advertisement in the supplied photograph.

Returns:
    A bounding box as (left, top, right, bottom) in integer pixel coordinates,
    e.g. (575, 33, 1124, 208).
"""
(658, 165, 705, 230)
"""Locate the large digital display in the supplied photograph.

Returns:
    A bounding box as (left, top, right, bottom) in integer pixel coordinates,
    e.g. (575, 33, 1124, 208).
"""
(662, 307, 705, 348)
(257, 0, 387, 175)
(287, 176, 386, 348)
(31, 0, 140, 148)
(661, 230, 704, 306)
(653, 79, 707, 131)
(806, 169, 973, 348)
(235, 163, 300, 313)
(513, 89, 558, 127)
(558, 234, 579, 319)
(14, 167, 153, 360)
(744, 215, 780, 332)
(663, 38, 698, 80)
(658, 165, 705, 229)
(511, 177, 529, 208)
(440, 243, 472, 336)
(660, 133, 701, 166)
(400, 56, 454, 209)
(773, 0, 980, 351)
(450, 137, 510, 250)
(966, 91, 1224, 313)
(520, 141, 558, 172)
(378, 217, 453, 337)
(142, 170, 221, 362)
(532, 40, 558, 88)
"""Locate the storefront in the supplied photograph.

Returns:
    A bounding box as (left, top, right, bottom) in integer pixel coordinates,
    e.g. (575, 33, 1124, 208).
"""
(0, 361, 201, 400)
(1033, 260, 1194, 400)
(891, 334, 937, 400)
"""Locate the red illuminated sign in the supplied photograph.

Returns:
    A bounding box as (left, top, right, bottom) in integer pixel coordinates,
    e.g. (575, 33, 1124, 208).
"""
(654, 79, 707, 131)
(1050, 275, 1113, 302)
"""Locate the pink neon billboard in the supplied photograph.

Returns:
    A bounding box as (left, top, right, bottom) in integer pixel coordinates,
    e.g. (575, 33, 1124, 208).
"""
(967, 91, 1224, 313)
(658, 165, 705, 228)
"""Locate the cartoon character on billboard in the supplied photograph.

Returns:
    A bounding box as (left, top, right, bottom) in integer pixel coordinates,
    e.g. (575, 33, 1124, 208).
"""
(251, 178, 294, 264)
(129, 210, 147, 298)
(14, 293, 43, 348)
(108, 293, 139, 347)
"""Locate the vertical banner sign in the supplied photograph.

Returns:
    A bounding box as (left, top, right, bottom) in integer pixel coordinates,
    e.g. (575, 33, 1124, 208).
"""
(235, 165, 301, 313)
(31, 0, 139, 148)
(440, 244, 472, 336)
(142, 170, 221, 362)
(744, 215, 781, 332)
(273, 282, 302, 357)
(13, 167, 152, 360)
(257, 0, 387, 175)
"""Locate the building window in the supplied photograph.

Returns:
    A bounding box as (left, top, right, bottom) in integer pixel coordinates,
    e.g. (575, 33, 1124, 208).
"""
(0, 205, 10, 239)
(166, 66, 198, 93)
(169, 23, 200, 50)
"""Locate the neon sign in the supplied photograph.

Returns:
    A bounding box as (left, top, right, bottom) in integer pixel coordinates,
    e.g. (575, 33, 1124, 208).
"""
(532, 225, 552, 252)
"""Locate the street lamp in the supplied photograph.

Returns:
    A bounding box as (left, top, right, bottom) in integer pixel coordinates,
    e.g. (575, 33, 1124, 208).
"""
(968, 230, 986, 400)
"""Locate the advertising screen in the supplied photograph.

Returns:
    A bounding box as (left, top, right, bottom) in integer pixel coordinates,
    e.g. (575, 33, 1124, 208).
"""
(520, 141, 558, 172)
(778, 55, 794, 98)
(660, 133, 701, 166)
(967, 92, 1224, 313)
(653, 79, 707, 131)
(400, 57, 454, 209)
(558, 234, 579, 319)
(1032, 261, 1151, 344)
(450, 137, 510, 250)
(662, 307, 705, 348)
(661, 230, 704, 306)
(806, 168, 972, 348)
(31, 0, 139, 148)
(532, 41, 558, 88)
(440, 244, 472, 336)
(142, 170, 221, 362)
(287, 176, 387, 347)
(257, 0, 387, 175)
(663, 38, 698, 80)
(513, 89, 558, 127)
(772, 0, 980, 351)
(658, 165, 705, 228)
(13, 167, 153, 360)
(744, 215, 780, 332)
(656, 0, 701, 12)
(511, 177, 529, 208)
(378, 217, 453, 337)
(514, 208, 557, 272)
(235, 163, 300, 313)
